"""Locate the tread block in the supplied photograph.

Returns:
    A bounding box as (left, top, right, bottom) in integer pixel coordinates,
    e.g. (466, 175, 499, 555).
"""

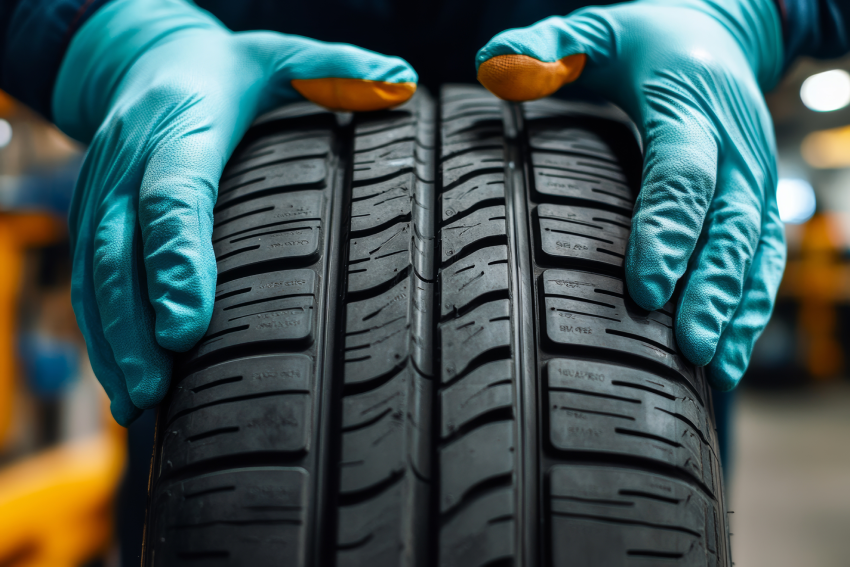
(522, 98, 593, 117)
(356, 107, 415, 131)
(345, 319, 408, 385)
(439, 420, 514, 513)
(188, 270, 316, 363)
(355, 101, 434, 182)
(217, 158, 328, 209)
(541, 269, 697, 388)
(227, 131, 332, 177)
(160, 389, 310, 474)
(353, 173, 415, 202)
(441, 205, 506, 265)
(522, 97, 635, 132)
(215, 220, 322, 278)
(440, 359, 513, 438)
(533, 151, 628, 185)
(253, 101, 336, 125)
(441, 172, 505, 222)
(439, 487, 514, 567)
(345, 278, 411, 384)
(213, 190, 324, 239)
(439, 89, 503, 160)
(213, 268, 316, 305)
(441, 148, 505, 190)
(353, 140, 416, 184)
(441, 128, 503, 159)
(441, 107, 501, 125)
(549, 465, 721, 567)
(440, 299, 511, 381)
(150, 467, 307, 566)
(340, 365, 432, 494)
(336, 476, 429, 567)
(440, 245, 509, 318)
(347, 222, 410, 294)
(531, 159, 633, 212)
(441, 95, 501, 119)
(351, 175, 413, 234)
(167, 354, 312, 425)
(187, 272, 316, 364)
(547, 359, 716, 491)
(354, 122, 417, 153)
(528, 125, 619, 162)
(442, 96, 500, 113)
(213, 191, 324, 279)
(537, 203, 630, 269)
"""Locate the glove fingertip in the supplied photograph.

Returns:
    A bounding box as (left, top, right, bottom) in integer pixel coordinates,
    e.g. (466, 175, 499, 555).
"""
(675, 320, 717, 367)
(629, 285, 668, 312)
(706, 360, 743, 392)
(143, 224, 216, 353)
(477, 54, 586, 101)
(625, 266, 670, 312)
(126, 350, 174, 409)
(111, 396, 143, 427)
(291, 78, 416, 112)
(705, 335, 748, 391)
(155, 300, 213, 352)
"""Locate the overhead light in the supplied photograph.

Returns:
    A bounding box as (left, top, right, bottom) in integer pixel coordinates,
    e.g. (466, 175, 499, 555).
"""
(0, 119, 12, 148)
(777, 178, 816, 224)
(801, 125, 850, 168)
(800, 69, 850, 112)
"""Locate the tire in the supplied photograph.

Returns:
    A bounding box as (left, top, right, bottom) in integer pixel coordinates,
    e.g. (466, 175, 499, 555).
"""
(142, 85, 731, 567)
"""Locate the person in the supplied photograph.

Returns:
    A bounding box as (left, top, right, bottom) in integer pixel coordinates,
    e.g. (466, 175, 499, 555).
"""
(1, 0, 845, 423)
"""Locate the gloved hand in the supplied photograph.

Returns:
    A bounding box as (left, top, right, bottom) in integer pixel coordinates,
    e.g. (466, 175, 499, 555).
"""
(476, 0, 787, 391)
(53, 0, 416, 425)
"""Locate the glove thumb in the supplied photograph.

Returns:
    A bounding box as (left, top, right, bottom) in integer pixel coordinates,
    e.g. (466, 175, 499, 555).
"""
(476, 11, 617, 101)
(244, 32, 419, 112)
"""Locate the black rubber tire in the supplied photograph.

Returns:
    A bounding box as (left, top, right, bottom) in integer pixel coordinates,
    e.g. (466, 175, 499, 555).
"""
(142, 85, 731, 567)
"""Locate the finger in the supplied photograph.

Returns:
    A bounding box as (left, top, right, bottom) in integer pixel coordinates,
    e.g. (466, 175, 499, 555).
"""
(70, 216, 142, 426)
(675, 165, 763, 367)
(94, 188, 173, 410)
(292, 79, 416, 113)
(475, 11, 614, 101)
(626, 114, 719, 311)
(139, 132, 220, 352)
(241, 32, 418, 112)
(68, 154, 143, 425)
(707, 198, 785, 390)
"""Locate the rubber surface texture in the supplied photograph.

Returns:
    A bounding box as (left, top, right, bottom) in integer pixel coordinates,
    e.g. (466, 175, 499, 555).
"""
(143, 86, 731, 567)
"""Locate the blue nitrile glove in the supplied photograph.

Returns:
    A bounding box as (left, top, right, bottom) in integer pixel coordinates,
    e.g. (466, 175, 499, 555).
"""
(53, 0, 417, 425)
(476, 0, 786, 391)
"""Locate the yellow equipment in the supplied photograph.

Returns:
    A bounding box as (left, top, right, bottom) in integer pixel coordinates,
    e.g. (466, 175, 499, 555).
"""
(0, 212, 65, 448)
(0, 416, 127, 566)
(0, 211, 129, 566)
(779, 213, 850, 379)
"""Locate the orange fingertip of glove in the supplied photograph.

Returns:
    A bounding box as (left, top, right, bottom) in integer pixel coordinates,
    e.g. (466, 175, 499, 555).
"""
(477, 53, 587, 101)
(291, 78, 417, 111)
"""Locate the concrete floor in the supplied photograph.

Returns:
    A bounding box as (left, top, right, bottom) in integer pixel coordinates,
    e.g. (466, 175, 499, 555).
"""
(730, 383, 850, 567)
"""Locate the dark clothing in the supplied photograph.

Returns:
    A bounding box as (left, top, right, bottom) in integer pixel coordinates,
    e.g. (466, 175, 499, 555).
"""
(777, 0, 850, 65)
(0, 0, 847, 120)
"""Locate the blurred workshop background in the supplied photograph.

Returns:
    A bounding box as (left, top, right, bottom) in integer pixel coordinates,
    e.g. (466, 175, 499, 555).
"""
(2, 54, 850, 566)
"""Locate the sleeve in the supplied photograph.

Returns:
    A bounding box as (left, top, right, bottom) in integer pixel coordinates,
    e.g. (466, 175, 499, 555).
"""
(0, 0, 113, 120)
(775, 0, 850, 67)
